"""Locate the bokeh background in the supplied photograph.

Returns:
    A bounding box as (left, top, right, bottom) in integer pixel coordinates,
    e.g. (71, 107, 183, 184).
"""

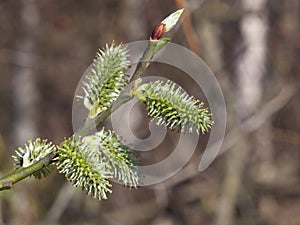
(0, 0, 299, 225)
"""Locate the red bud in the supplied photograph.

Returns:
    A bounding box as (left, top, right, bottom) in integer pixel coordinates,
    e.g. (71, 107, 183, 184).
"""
(151, 23, 167, 40)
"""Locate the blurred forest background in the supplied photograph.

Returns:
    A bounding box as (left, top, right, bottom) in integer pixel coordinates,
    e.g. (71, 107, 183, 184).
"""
(0, 0, 299, 225)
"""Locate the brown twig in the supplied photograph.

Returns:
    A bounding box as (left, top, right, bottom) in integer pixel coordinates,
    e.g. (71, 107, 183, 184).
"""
(175, 0, 201, 55)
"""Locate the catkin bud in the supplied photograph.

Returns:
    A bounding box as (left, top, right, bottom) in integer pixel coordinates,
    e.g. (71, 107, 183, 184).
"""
(151, 23, 167, 40)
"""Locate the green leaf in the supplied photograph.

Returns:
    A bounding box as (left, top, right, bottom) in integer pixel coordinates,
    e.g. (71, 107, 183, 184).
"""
(78, 43, 130, 119)
(133, 80, 213, 134)
(12, 139, 56, 179)
(161, 8, 184, 32)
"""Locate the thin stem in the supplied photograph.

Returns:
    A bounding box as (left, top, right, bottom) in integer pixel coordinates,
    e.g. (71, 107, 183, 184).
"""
(77, 38, 168, 137)
(130, 39, 157, 81)
(76, 92, 134, 137)
(0, 152, 56, 191)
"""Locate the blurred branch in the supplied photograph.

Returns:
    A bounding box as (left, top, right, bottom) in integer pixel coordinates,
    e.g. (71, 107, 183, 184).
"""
(272, 128, 300, 147)
(102, 199, 157, 225)
(222, 83, 299, 152)
(175, 0, 201, 55)
(0, 49, 13, 65)
(39, 182, 74, 225)
(101, 178, 218, 225)
(0, 134, 8, 170)
(215, 136, 249, 225)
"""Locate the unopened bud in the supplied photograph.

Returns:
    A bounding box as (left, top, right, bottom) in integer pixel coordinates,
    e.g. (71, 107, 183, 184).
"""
(151, 23, 167, 40)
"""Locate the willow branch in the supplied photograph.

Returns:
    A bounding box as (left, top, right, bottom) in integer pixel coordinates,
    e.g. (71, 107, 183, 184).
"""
(0, 9, 182, 192)
(0, 152, 56, 191)
(130, 38, 169, 81)
(77, 9, 182, 136)
(0, 38, 169, 191)
(77, 38, 169, 137)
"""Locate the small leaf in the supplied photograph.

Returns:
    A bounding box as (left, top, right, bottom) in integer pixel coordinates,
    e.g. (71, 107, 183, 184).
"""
(133, 80, 213, 134)
(161, 8, 184, 32)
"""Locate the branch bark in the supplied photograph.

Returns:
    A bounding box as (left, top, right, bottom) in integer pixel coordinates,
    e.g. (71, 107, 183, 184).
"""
(0, 152, 56, 191)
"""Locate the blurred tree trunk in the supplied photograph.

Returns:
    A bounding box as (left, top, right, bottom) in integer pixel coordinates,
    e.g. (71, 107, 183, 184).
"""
(12, 0, 39, 146)
(10, 0, 39, 225)
(215, 0, 268, 225)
